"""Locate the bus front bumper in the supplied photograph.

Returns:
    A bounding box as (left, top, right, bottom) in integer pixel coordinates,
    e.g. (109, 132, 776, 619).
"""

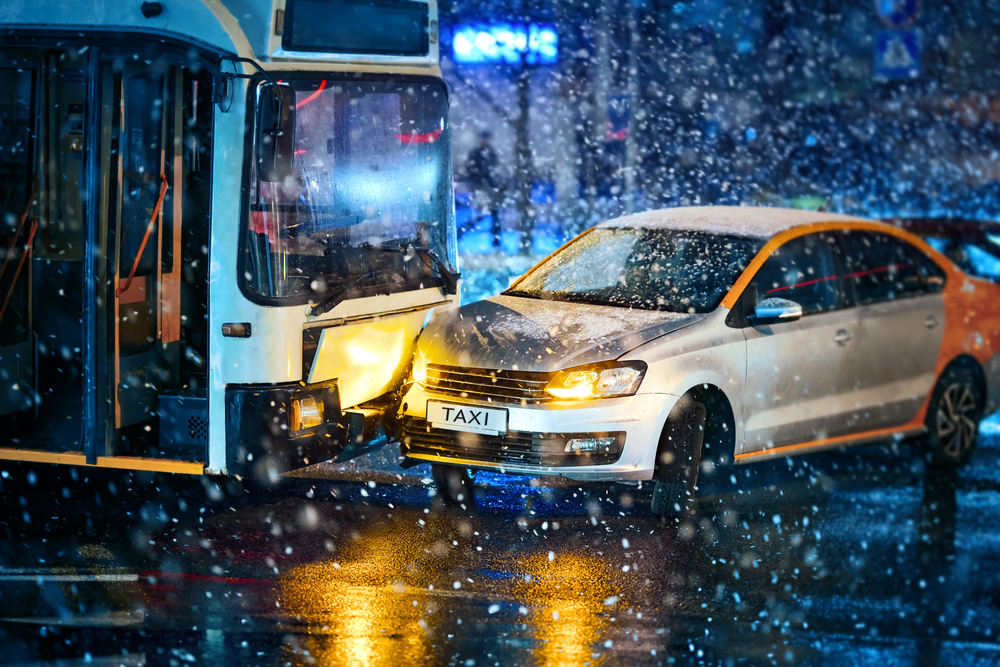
(225, 380, 345, 478)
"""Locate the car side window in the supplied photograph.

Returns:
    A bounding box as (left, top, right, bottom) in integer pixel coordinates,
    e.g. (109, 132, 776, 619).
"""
(752, 233, 841, 315)
(910, 247, 947, 292)
(841, 231, 926, 305)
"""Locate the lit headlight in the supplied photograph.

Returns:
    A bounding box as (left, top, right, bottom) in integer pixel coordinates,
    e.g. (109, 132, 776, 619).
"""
(545, 362, 646, 400)
(412, 354, 428, 384)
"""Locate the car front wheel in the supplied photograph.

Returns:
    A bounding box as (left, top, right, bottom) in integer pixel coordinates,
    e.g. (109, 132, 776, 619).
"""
(651, 395, 707, 519)
(924, 364, 984, 468)
(431, 464, 476, 506)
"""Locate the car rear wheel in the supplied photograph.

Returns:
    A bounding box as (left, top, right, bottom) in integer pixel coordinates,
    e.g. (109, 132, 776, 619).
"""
(924, 364, 983, 468)
(651, 396, 706, 519)
(431, 464, 476, 506)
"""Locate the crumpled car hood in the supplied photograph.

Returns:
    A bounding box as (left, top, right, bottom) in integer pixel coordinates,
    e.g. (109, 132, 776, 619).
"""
(419, 294, 706, 372)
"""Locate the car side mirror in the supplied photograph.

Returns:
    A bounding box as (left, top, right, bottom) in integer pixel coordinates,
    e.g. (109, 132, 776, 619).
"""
(751, 297, 803, 325)
(257, 83, 296, 182)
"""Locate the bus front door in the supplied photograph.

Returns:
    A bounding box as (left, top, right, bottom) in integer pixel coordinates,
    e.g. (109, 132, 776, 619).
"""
(105, 63, 169, 450)
(101, 60, 208, 461)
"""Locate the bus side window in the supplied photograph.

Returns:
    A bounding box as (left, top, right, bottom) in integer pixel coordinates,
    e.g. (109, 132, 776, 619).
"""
(176, 68, 214, 393)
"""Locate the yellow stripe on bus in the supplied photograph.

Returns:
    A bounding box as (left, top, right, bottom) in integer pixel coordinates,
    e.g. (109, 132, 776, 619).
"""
(0, 449, 204, 475)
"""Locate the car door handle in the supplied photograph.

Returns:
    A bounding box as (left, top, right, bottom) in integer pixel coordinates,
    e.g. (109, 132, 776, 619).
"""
(925, 315, 942, 329)
(834, 329, 853, 346)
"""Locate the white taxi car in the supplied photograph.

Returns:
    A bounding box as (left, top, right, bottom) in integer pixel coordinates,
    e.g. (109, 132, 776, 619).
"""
(399, 207, 1000, 514)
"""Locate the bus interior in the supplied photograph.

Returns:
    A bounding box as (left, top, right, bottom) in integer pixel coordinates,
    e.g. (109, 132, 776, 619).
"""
(0, 40, 214, 465)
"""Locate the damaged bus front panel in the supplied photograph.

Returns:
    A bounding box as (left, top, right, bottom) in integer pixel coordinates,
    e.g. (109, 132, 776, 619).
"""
(0, 0, 457, 479)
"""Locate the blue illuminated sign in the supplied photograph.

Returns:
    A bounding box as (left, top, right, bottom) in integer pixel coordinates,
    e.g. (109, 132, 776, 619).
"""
(876, 0, 918, 29)
(452, 24, 558, 65)
(874, 30, 920, 79)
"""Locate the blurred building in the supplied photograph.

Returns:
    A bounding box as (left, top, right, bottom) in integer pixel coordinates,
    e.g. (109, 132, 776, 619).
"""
(438, 0, 1000, 235)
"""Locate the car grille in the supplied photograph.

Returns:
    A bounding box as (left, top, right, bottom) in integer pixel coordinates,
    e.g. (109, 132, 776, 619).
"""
(422, 364, 553, 405)
(401, 418, 623, 468)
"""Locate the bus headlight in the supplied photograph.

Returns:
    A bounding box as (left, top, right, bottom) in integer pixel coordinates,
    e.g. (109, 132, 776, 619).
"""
(545, 362, 646, 400)
(290, 395, 324, 431)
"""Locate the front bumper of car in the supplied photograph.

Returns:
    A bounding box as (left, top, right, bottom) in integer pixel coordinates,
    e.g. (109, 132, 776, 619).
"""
(398, 382, 678, 481)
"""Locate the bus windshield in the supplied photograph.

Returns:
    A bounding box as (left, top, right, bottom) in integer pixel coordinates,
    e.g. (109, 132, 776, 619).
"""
(242, 76, 455, 304)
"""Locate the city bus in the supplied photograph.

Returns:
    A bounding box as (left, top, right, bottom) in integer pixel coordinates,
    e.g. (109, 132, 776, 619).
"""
(0, 0, 459, 481)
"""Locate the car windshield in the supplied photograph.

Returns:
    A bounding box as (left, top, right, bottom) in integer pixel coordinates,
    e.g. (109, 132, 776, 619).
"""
(506, 227, 761, 313)
(242, 76, 456, 303)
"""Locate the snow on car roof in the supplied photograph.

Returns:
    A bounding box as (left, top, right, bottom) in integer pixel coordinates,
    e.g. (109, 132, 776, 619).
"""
(599, 206, 872, 240)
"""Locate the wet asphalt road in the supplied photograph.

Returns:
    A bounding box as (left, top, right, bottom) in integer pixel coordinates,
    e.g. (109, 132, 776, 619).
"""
(2, 420, 1000, 666)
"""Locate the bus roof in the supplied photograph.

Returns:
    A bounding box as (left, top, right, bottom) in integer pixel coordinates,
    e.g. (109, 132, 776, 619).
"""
(0, 0, 440, 71)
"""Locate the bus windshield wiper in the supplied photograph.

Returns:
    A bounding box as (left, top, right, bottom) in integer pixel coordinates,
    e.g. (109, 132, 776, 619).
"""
(309, 244, 406, 316)
(417, 247, 460, 295)
(361, 243, 460, 294)
(308, 245, 459, 317)
(309, 266, 389, 317)
(308, 284, 351, 318)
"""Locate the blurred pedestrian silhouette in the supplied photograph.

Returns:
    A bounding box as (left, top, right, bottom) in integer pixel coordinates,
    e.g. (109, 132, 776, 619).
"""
(465, 130, 501, 249)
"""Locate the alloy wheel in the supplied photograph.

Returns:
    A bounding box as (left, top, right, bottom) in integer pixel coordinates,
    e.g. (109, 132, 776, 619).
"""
(935, 382, 978, 459)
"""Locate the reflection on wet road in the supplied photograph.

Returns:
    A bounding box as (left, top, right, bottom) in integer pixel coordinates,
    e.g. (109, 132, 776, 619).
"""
(3, 421, 1000, 666)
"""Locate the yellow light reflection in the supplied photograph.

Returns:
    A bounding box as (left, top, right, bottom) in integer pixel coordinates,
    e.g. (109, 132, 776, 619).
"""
(278, 514, 629, 666)
(338, 326, 407, 408)
(514, 552, 628, 667)
(278, 520, 435, 667)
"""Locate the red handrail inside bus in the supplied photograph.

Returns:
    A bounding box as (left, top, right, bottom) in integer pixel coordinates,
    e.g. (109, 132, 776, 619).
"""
(116, 174, 169, 298)
(0, 175, 39, 286)
(0, 216, 38, 327)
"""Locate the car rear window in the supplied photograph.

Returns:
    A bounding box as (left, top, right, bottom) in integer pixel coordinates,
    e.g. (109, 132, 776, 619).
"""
(924, 235, 1000, 282)
(840, 231, 931, 305)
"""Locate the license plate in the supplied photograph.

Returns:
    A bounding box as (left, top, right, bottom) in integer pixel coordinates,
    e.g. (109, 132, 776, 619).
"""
(427, 401, 508, 436)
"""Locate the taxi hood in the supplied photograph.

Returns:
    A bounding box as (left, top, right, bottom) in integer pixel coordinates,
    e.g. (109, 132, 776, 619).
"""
(418, 294, 706, 372)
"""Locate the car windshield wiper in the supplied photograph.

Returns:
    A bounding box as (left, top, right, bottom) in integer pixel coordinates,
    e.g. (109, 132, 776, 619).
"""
(501, 288, 544, 300)
(510, 290, 610, 305)
(502, 289, 671, 310)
